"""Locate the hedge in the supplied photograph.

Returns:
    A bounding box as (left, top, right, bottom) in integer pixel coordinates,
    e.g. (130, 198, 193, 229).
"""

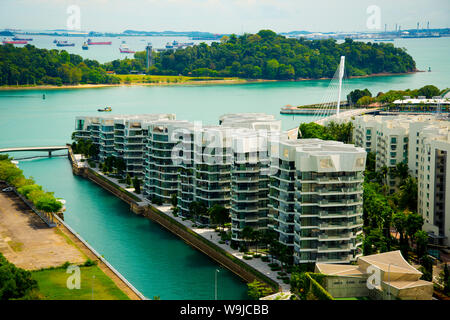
(147, 205, 279, 291)
(306, 273, 334, 300)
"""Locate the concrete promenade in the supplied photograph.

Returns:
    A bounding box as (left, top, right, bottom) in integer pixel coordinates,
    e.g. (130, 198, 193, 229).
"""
(81, 161, 291, 292)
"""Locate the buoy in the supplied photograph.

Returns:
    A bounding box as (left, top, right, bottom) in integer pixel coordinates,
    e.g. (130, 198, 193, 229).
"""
(43, 94, 46, 100)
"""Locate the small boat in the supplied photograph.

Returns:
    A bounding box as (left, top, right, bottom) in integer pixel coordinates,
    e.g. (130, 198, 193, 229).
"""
(56, 40, 75, 47)
(82, 42, 89, 50)
(13, 36, 33, 41)
(98, 106, 112, 112)
(119, 43, 135, 54)
(428, 67, 431, 72)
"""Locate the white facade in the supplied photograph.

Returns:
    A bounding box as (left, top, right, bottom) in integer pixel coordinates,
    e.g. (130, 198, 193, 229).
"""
(268, 138, 366, 264)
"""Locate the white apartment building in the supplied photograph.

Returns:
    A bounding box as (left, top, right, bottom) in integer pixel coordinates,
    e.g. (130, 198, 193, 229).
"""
(416, 122, 450, 246)
(268, 138, 366, 264)
(352, 114, 450, 246)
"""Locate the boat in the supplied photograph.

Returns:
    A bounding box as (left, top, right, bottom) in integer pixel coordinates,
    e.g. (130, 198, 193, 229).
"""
(2, 39, 27, 44)
(56, 41, 75, 47)
(374, 39, 394, 42)
(119, 43, 135, 53)
(87, 39, 112, 45)
(82, 42, 89, 50)
(98, 106, 112, 112)
(12, 36, 33, 41)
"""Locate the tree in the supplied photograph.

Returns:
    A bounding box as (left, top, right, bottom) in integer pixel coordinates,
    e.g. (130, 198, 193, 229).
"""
(419, 255, 433, 281)
(414, 230, 428, 259)
(397, 176, 418, 211)
(405, 212, 423, 244)
(247, 280, 272, 300)
(132, 177, 141, 194)
(0, 253, 38, 300)
(241, 226, 254, 251)
(126, 174, 132, 186)
(442, 263, 449, 295)
(417, 85, 440, 98)
(347, 88, 372, 105)
(208, 205, 229, 232)
(170, 194, 178, 208)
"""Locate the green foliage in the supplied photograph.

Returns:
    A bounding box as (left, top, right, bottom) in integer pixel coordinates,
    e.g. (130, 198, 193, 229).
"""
(83, 259, 97, 267)
(299, 121, 353, 143)
(106, 31, 415, 80)
(170, 194, 178, 208)
(417, 85, 440, 98)
(208, 205, 229, 230)
(0, 253, 38, 300)
(247, 280, 273, 300)
(132, 177, 141, 194)
(0, 44, 120, 86)
(347, 88, 372, 105)
(419, 255, 433, 282)
(442, 263, 450, 295)
(0, 158, 62, 213)
(150, 197, 163, 205)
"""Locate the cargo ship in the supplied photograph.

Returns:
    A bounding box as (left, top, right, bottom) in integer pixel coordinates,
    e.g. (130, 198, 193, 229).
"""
(87, 39, 112, 45)
(12, 36, 33, 41)
(56, 41, 75, 47)
(119, 43, 135, 53)
(2, 39, 28, 44)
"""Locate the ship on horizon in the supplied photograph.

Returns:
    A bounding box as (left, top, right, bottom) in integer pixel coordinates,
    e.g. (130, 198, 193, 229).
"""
(87, 39, 112, 45)
(119, 43, 135, 53)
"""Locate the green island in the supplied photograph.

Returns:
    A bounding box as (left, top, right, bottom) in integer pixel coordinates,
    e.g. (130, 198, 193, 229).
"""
(0, 30, 416, 87)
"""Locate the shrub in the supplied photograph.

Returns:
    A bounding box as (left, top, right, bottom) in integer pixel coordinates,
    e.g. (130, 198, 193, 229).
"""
(261, 256, 270, 262)
(0, 253, 38, 300)
(83, 259, 97, 267)
(243, 255, 253, 260)
(253, 254, 261, 258)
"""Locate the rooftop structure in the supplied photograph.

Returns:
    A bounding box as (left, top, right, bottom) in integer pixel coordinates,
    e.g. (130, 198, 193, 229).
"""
(315, 250, 433, 300)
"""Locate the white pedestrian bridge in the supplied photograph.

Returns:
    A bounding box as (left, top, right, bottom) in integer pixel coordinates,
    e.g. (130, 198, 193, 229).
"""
(0, 146, 69, 157)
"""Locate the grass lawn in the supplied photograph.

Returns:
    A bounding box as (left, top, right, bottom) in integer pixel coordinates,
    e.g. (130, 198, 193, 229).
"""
(115, 74, 239, 84)
(32, 265, 130, 300)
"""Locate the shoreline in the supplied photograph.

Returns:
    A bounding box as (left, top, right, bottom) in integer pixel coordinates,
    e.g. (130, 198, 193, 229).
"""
(0, 71, 419, 91)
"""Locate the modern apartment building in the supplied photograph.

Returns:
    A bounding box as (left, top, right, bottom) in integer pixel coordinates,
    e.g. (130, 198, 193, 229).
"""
(352, 114, 450, 246)
(416, 122, 450, 246)
(74, 113, 369, 264)
(268, 138, 366, 264)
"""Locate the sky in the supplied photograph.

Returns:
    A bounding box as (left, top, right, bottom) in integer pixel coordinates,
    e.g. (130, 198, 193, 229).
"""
(0, 0, 449, 34)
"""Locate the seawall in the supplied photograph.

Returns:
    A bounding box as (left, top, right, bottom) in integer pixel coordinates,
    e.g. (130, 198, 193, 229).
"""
(68, 146, 279, 291)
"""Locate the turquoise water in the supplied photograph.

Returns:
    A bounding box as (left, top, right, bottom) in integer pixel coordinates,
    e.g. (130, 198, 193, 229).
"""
(17, 157, 249, 300)
(0, 37, 448, 300)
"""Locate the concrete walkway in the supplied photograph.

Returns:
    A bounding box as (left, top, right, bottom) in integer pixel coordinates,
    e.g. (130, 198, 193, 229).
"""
(87, 165, 290, 291)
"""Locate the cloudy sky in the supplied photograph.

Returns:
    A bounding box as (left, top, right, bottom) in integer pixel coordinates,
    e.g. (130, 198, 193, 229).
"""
(1, 0, 449, 34)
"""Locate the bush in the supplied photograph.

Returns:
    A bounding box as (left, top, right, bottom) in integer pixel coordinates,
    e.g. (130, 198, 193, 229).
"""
(253, 254, 261, 258)
(0, 253, 38, 300)
(243, 255, 253, 260)
(261, 256, 269, 262)
(83, 259, 97, 267)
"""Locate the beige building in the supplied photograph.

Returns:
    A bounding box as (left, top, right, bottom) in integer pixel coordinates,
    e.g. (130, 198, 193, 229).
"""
(315, 250, 434, 300)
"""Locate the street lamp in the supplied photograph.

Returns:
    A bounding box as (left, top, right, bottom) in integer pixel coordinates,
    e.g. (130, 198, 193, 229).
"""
(387, 263, 391, 300)
(215, 269, 220, 300)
